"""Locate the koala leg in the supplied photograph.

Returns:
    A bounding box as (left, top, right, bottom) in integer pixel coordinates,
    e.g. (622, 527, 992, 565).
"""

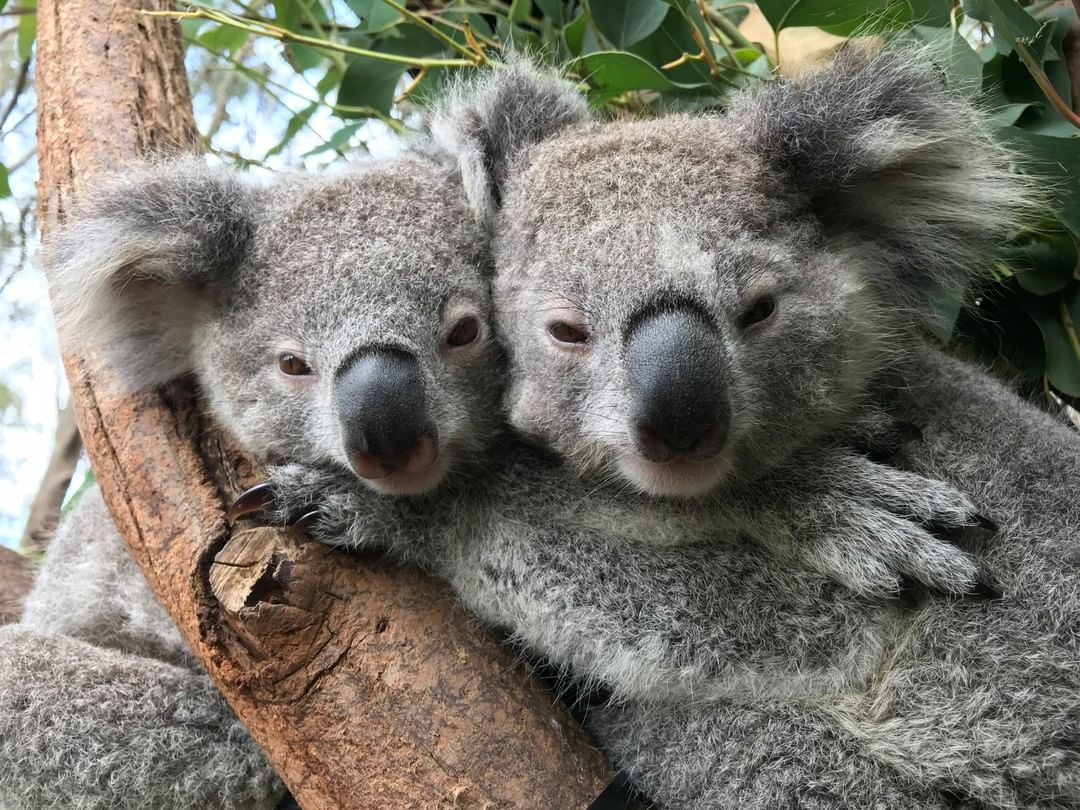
(3, 486, 283, 810)
(857, 346, 1080, 808)
(590, 697, 950, 810)
(0, 625, 284, 810)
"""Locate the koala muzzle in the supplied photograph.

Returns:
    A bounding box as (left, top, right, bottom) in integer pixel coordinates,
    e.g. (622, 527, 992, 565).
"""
(335, 349, 438, 480)
(625, 309, 731, 463)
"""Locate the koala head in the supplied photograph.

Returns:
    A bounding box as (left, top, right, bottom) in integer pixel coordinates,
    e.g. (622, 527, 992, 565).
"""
(437, 50, 1031, 498)
(47, 155, 499, 496)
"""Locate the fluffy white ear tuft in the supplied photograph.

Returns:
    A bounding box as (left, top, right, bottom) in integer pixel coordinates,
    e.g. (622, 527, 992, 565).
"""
(430, 56, 589, 226)
(45, 157, 256, 390)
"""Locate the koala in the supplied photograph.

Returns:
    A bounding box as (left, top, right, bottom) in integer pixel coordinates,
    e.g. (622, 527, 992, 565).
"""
(428, 50, 1080, 808)
(436, 48, 1030, 599)
(0, 488, 285, 810)
(7, 118, 996, 808)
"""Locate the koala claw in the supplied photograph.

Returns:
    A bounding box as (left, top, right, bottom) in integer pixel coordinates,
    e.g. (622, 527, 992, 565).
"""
(290, 510, 321, 535)
(975, 513, 1000, 533)
(967, 570, 1004, 601)
(227, 483, 277, 524)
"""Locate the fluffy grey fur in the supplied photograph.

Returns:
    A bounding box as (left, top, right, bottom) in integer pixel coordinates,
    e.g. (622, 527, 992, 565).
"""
(14, 50, 1074, 810)
(427, 50, 1078, 808)
(0, 489, 283, 810)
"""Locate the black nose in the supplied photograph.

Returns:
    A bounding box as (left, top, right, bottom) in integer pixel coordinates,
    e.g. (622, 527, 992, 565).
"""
(625, 309, 730, 462)
(335, 349, 436, 478)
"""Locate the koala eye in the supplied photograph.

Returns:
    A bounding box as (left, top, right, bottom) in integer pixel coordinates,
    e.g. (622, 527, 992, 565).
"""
(548, 321, 590, 345)
(277, 352, 312, 376)
(738, 296, 777, 331)
(446, 316, 480, 348)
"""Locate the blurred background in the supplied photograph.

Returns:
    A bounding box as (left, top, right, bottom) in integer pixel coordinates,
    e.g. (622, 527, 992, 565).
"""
(1, 0, 1078, 552)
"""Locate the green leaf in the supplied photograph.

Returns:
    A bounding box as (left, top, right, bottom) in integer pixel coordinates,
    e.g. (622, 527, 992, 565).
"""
(1020, 288, 1080, 396)
(1000, 129, 1080, 237)
(338, 56, 406, 116)
(509, 0, 532, 24)
(302, 122, 366, 157)
(757, 0, 904, 34)
(910, 26, 982, 97)
(962, 0, 1041, 54)
(1007, 243, 1076, 296)
(564, 11, 601, 56)
(536, 0, 565, 25)
(566, 50, 709, 96)
(589, 0, 669, 48)
(198, 24, 249, 54)
(988, 101, 1033, 127)
(0, 164, 10, 199)
(347, 0, 402, 32)
(17, 1, 35, 62)
(629, 8, 713, 85)
(265, 102, 318, 160)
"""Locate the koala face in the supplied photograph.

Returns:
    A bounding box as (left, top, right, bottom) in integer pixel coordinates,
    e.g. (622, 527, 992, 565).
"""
(49, 156, 500, 496)
(494, 119, 884, 496)
(437, 51, 1029, 499)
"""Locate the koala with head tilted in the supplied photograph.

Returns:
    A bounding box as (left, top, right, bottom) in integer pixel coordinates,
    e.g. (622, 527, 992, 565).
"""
(432, 50, 1080, 808)
(0, 152, 497, 810)
(1, 80, 1008, 808)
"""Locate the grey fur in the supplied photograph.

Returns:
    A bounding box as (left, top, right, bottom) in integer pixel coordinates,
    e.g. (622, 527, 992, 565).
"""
(0, 489, 283, 810)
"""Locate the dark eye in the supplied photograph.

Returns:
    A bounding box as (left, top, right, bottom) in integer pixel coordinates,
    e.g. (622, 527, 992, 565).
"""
(446, 316, 480, 347)
(278, 352, 312, 376)
(738, 296, 777, 330)
(548, 321, 590, 345)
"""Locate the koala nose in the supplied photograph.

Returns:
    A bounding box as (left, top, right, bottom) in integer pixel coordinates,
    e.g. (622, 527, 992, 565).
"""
(625, 309, 731, 462)
(335, 349, 438, 479)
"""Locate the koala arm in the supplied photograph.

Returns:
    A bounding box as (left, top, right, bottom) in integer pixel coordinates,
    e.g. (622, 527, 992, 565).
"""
(719, 446, 998, 599)
(250, 460, 897, 705)
(590, 697, 950, 810)
(0, 625, 283, 810)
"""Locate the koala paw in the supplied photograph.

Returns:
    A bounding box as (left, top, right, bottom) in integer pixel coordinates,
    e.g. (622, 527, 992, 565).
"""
(781, 454, 1001, 601)
(228, 464, 348, 546)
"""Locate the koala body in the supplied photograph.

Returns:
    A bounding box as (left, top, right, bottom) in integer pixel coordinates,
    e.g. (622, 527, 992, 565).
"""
(431, 50, 1080, 808)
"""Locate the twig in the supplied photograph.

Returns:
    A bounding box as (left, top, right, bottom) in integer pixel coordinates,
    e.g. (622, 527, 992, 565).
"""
(0, 58, 30, 133)
(1061, 294, 1080, 365)
(1015, 40, 1080, 130)
(704, 4, 754, 49)
(144, 5, 474, 68)
(377, 0, 485, 64)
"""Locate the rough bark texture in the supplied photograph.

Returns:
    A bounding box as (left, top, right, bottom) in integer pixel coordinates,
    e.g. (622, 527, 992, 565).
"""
(0, 546, 35, 626)
(20, 402, 83, 553)
(35, 2, 610, 807)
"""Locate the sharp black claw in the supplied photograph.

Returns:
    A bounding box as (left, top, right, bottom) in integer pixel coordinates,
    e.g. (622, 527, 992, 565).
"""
(290, 510, 320, 535)
(227, 483, 277, 525)
(975, 514, 1000, 533)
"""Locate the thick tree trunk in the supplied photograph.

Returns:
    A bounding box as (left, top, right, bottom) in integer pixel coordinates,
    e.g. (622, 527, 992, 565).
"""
(34, 2, 609, 807)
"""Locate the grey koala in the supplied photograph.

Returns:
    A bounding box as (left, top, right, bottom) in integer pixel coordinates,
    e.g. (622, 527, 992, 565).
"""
(4, 80, 998, 810)
(6, 52, 1065, 809)
(0, 151, 496, 810)
(427, 50, 1080, 808)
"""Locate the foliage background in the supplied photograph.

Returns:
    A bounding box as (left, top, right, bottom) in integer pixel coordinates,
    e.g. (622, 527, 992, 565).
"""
(0, 0, 1077, 546)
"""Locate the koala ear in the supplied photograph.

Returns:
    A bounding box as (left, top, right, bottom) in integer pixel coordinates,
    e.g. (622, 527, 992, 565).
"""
(45, 157, 256, 390)
(431, 57, 590, 225)
(728, 46, 1034, 308)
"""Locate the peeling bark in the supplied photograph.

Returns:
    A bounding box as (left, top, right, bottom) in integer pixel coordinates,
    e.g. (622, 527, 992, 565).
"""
(35, 1, 610, 807)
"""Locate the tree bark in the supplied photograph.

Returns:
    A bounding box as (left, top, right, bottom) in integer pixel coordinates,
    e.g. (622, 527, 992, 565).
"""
(34, 2, 610, 808)
(19, 402, 83, 553)
(0, 546, 35, 626)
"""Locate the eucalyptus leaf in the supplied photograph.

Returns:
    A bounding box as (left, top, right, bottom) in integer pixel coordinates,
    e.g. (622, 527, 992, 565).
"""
(1020, 290, 1080, 396)
(756, 0, 904, 34)
(302, 122, 366, 157)
(589, 0, 669, 48)
(338, 56, 406, 116)
(0, 165, 10, 199)
(16, 1, 35, 62)
(347, 0, 402, 32)
(962, 0, 1041, 53)
(566, 51, 709, 96)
